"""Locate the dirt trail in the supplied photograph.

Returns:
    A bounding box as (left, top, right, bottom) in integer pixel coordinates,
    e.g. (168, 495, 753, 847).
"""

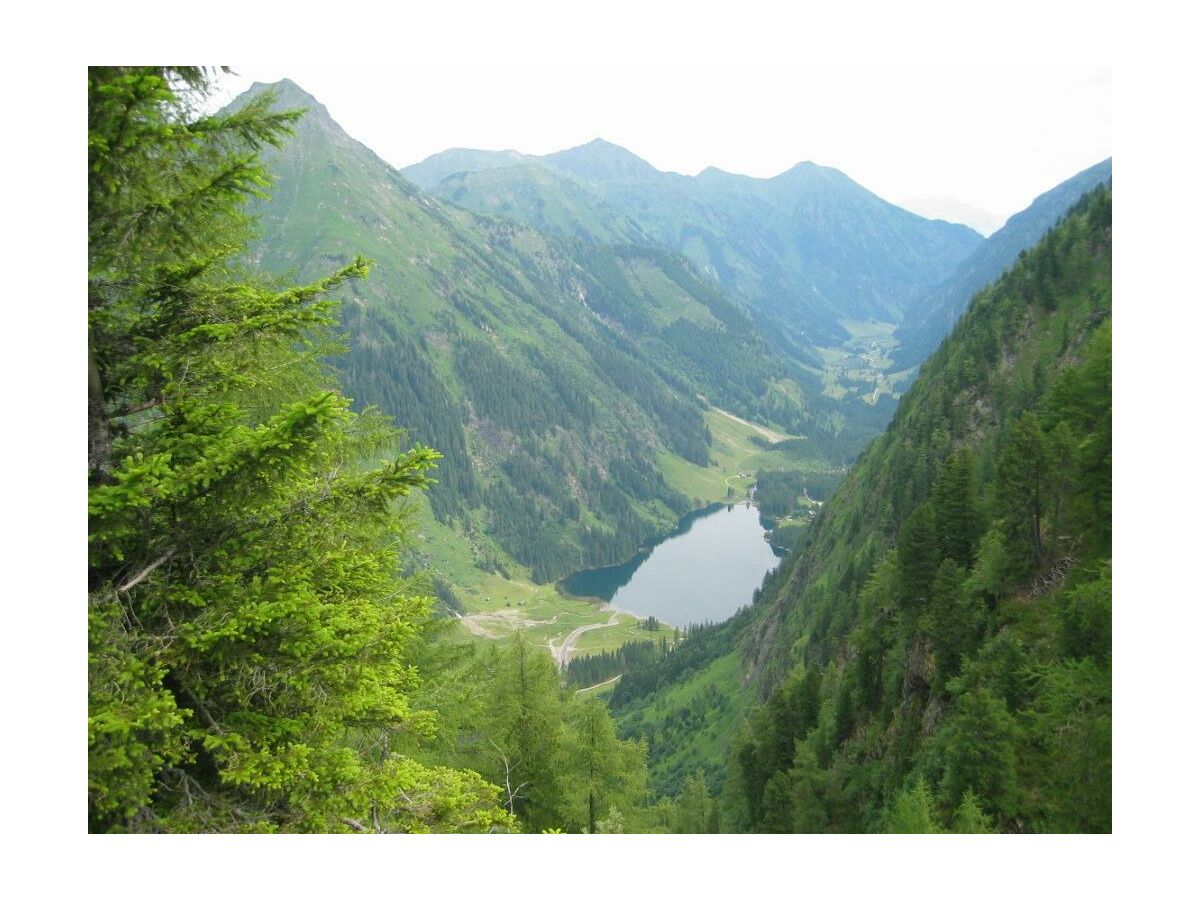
(548, 609, 622, 670)
(712, 407, 790, 444)
(575, 674, 622, 695)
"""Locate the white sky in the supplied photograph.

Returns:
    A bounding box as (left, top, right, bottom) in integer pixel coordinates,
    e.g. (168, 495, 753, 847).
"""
(211, 66, 1110, 227)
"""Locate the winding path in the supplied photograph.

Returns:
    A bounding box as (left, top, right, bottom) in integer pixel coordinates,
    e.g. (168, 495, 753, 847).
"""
(548, 610, 622, 670)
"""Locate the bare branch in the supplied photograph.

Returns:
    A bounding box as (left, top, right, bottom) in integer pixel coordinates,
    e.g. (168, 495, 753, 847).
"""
(117, 548, 176, 593)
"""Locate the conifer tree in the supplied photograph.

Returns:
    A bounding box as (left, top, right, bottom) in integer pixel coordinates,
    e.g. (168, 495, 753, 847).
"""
(950, 789, 995, 833)
(675, 769, 715, 833)
(884, 778, 940, 833)
(931, 449, 979, 568)
(897, 503, 939, 610)
(88, 67, 509, 833)
(928, 559, 983, 684)
(937, 687, 1020, 820)
(788, 742, 828, 833)
(995, 412, 1050, 582)
(486, 633, 568, 831)
(566, 698, 636, 834)
(759, 770, 796, 833)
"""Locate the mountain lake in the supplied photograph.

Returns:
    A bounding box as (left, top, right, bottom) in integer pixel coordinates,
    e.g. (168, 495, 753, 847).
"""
(561, 502, 784, 628)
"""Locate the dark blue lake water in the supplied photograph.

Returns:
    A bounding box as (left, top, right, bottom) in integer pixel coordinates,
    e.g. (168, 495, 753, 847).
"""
(561, 502, 784, 628)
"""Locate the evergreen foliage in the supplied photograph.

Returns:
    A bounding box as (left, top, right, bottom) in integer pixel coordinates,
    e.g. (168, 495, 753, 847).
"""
(718, 187, 1112, 832)
(88, 67, 511, 833)
(415, 633, 653, 833)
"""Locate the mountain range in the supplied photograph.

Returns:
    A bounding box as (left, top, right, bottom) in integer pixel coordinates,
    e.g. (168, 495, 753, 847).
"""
(89, 66, 1113, 836)
(406, 139, 984, 357)
(239, 80, 839, 584)
(235, 78, 1111, 592)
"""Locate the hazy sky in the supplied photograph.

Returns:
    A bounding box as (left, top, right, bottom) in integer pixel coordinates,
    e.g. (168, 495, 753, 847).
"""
(212, 66, 1109, 233)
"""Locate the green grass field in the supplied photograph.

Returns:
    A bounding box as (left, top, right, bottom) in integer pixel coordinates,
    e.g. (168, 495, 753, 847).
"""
(658, 406, 827, 505)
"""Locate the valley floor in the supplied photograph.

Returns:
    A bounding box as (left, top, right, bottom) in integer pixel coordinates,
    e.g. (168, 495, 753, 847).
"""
(411, 405, 831, 668)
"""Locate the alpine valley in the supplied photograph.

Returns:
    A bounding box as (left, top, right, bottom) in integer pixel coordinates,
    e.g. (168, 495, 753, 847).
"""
(87, 69, 1111, 834)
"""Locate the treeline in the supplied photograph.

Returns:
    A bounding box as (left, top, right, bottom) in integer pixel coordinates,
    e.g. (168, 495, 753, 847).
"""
(572, 243, 817, 439)
(754, 470, 809, 517)
(565, 635, 673, 688)
(342, 328, 475, 520)
(320, 199, 718, 586)
(411, 628, 733, 834)
(723, 186, 1112, 833)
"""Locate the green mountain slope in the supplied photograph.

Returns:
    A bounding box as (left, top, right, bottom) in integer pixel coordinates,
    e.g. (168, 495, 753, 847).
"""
(407, 140, 984, 354)
(400, 146, 532, 191)
(614, 188, 1112, 831)
(891, 157, 1113, 370)
(434, 164, 651, 246)
(239, 80, 828, 584)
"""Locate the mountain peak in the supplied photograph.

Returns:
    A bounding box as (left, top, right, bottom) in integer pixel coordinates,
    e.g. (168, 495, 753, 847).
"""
(771, 160, 851, 184)
(225, 79, 352, 148)
(400, 147, 531, 190)
(247, 78, 317, 105)
(541, 138, 658, 181)
(237, 79, 333, 123)
(696, 165, 739, 180)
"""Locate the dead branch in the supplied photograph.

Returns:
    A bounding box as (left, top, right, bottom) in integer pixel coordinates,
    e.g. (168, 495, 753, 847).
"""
(117, 548, 176, 593)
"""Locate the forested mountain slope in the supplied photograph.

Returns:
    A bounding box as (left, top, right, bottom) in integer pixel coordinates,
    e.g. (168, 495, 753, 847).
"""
(891, 157, 1112, 370)
(239, 80, 830, 583)
(615, 187, 1112, 831)
(408, 140, 983, 356)
(728, 186, 1112, 832)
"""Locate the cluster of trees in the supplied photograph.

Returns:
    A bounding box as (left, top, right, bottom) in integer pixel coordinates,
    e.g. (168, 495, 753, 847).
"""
(342, 254, 709, 584)
(608, 618, 751, 795)
(569, 243, 821, 441)
(754, 470, 808, 517)
(87, 68, 517, 832)
(417, 633, 653, 833)
(565, 636, 670, 688)
(612, 619, 739, 705)
(342, 329, 475, 521)
(349, 308, 702, 583)
(721, 187, 1112, 832)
